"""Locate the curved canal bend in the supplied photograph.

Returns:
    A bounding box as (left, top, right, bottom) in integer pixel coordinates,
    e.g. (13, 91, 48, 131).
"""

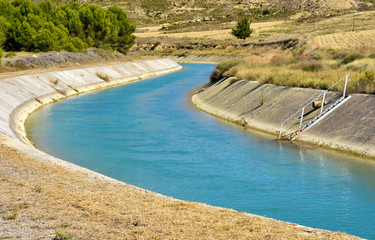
(27, 64, 375, 239)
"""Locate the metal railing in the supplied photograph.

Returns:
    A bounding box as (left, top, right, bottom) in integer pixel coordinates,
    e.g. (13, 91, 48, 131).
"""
(278, 74, 352, 139)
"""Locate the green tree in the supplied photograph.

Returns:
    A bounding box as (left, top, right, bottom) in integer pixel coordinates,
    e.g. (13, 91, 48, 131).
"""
(231, 18, 253, 40)
(0, 16, 10, 47)
(0, 0, 135, 53)
(34, 28, 54, 51)
(0, 0, 15, 17)
(38, 0, 56, 14)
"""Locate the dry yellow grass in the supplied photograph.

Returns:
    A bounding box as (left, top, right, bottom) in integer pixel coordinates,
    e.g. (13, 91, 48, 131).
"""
(211, 47, 375, 93)
(312, 29, 375, 53)
(135, 21, 285, 40)
(0, 136, 362, 239)
(135, 10, 375, 45)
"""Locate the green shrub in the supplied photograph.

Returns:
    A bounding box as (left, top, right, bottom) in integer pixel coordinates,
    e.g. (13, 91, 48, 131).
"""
(262, 9, 271, 15)
(341, 53, 363, 65)
(332, 51, 349, 60)
(2, 212, 17, 220)
(5, 52, 16, 58)
(53, 231, 73, 240)
(311, 52, 323, 61)
(0, 48, 2, 64)
(356, 70, 375, 93)
(210, 59, 241, 82)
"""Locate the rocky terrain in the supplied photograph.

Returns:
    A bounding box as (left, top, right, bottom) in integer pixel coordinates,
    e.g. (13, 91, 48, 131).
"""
(64, 0, 372, 26)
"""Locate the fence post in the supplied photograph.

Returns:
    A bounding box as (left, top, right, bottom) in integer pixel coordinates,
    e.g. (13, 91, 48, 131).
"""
(279, 123, 283, 139)
(320, 91, 326, 114)
(299, 107, 305, 129)
(343, 75, 349, 97)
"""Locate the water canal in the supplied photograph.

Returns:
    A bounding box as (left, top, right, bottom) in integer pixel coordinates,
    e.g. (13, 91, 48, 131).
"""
(26, 64, 375, 239)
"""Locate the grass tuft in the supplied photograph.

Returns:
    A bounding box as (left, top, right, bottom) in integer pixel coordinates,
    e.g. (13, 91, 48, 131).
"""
(300, 61, 324, 72)
(53, 231, 73, 240)
(2, 212, 17, 220)
(5, 52, 17, 58)
(96, 72, 111, 82)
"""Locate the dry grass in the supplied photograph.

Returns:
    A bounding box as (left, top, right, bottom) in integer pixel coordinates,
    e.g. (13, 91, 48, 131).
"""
(312, 30, 375, 54)
(160, 10, 374, 94)
(0, 139, 361, 239)
(135, 21, 285, 40)
(258, 11, 375, 39)
(135, 10, 375, 43)
(211, 47, 375, 93)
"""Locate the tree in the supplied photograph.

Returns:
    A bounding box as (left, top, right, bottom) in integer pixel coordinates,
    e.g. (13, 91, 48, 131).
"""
(0, 16, 10, 47)
(231, 18, 253, 40)
(0, 48, 2, 65)
(0, 0, 136, 53)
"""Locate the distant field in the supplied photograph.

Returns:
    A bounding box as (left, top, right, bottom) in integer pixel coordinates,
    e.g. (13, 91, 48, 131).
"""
(312, 29, 375, 52)
(136, 10, 375, 52)
(135, 21, 285, 40)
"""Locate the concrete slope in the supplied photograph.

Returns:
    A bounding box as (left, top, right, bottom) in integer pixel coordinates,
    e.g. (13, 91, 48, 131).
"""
(301, 94, 375, 156)
(0, 59, 182, 144)
(193, 78, 375, 158)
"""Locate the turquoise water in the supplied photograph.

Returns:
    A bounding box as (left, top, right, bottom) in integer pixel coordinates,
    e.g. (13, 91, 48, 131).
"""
(27, 64, 375, 239)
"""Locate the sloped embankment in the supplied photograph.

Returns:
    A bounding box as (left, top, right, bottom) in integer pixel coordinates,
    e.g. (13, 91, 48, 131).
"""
(193, 78, 375, 158)
(0, 59, 182, 145)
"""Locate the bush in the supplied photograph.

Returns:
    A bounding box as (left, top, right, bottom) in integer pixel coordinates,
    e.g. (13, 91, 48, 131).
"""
(5, 52, 16, 58)
(210, 59, 241, 83)
(331, 51, 348, 60)
(356, 70, 375, 93)
(341, 53, 363, 65)
(262, 9, 271, 15)
(0, 48, 2, 64)
(53, 231, 73, 240)
(300, 61, 323, 72)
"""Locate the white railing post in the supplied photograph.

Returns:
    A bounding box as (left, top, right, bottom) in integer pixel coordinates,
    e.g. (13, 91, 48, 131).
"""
(343, 75, 349, 98)
(279, 123, 283, 139)
(320, 91, 326, 114)
(299, 107, 305, 129)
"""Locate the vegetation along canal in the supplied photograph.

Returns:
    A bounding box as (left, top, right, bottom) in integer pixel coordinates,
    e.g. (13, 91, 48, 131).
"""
(27, 64, 375, 239)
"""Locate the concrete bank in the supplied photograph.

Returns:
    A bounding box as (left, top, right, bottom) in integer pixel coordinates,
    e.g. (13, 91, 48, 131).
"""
(0, 59, 182, 145)
(193, 78, 375, 159)
(0, 58, 181, 181)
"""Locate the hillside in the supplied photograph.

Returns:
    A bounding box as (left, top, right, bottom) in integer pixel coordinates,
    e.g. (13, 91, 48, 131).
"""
(50, 0, 373, 26)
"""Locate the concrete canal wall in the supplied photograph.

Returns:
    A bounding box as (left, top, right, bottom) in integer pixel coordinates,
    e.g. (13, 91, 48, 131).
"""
(0, 59, 182, 145)
(193, 77, 375, 158)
